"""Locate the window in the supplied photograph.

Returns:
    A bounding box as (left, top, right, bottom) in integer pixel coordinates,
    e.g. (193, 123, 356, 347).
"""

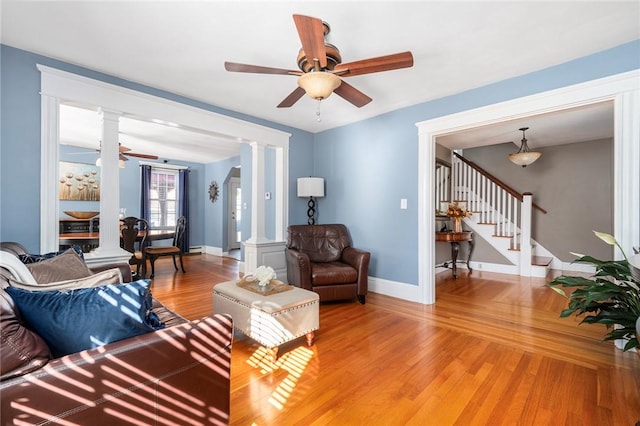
(149, 168, 178, 228)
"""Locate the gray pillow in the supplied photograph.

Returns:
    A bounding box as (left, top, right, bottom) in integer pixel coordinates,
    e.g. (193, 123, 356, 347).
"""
(6, 268, 123, 291)
(26, 249, 93, 283)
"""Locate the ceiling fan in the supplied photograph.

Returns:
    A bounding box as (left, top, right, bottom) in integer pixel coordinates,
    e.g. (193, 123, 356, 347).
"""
(224, 14, 414, 108)
(112, 144, 158, 161)
(73, 143, 159, 167)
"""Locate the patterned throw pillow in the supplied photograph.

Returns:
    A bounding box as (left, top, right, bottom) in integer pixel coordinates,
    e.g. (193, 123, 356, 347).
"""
(5, 280, 165, 358)
(24, 249, 93, 284)
(18, 246, 84, 264)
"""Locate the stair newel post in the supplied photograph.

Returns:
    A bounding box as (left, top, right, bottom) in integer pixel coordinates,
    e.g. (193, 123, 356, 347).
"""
(520, 193, 533, 276)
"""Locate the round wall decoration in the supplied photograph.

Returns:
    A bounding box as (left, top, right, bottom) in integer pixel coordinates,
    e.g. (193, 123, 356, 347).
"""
(208, 180, 220, 203)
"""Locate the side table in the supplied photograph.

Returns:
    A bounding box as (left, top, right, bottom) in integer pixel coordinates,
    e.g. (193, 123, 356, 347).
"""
(436, 231, 474, 278)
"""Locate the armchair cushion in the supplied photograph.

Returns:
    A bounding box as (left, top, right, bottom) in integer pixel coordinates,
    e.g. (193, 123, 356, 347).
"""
(5, 280, 164, 358)
(287, 224, 350, 263)
(311, 262, 358, 285)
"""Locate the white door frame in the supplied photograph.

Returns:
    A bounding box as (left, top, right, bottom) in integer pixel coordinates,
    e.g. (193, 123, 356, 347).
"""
(417, 70, 640, 304)
(227, 176, 241, 251)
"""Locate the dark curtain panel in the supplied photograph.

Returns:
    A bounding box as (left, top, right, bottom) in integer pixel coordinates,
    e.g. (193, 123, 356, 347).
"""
(178, 169, 190, 253)
(140, 165, 152, 223)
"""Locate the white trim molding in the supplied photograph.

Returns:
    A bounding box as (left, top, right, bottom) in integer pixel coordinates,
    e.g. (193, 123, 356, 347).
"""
(38, 64, 291, 262)
(417, 70, 640, 305)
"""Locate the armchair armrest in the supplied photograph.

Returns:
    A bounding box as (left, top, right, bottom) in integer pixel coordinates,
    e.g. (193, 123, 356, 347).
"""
(285, 248, 313, 290)
(341, 247, 371, 295)
(0, 314, 233, 425)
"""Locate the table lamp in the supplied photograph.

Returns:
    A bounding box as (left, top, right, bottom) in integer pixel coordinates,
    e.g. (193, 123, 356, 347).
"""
(297, 177, 325, 225)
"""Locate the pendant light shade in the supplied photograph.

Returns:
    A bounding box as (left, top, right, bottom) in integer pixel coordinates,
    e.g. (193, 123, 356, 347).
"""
(508, 127, 541, 167)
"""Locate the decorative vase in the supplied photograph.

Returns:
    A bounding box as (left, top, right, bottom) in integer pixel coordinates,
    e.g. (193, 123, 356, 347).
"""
(453, 217, 463, 233)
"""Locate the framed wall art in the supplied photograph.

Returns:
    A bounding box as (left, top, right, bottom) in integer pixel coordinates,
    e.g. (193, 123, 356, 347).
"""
(59, 161, 101, 201)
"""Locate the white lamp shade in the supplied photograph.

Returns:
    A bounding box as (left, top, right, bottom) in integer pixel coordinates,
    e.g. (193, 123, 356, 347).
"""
(297, 177, 325, 197)
(297, 72, 341, 100)
(508, 151, 542, 166)
(96, 158, 126, 169)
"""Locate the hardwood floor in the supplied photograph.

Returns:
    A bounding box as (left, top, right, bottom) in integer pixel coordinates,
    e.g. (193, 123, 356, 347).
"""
(149, 254, 640, 425)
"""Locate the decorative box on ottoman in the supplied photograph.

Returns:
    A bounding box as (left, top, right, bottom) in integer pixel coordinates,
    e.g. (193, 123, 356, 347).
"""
(213, 280, 319, 358)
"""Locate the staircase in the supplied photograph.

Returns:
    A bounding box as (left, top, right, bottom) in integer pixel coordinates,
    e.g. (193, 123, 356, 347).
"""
(442, 153, 557, 277)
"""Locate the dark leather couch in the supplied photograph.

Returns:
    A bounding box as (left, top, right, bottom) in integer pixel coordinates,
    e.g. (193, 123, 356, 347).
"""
(285, 224, 370, 304)
(0, 243, 233, 425)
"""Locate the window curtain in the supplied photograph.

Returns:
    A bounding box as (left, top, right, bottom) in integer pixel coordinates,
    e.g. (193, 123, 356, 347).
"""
(139, 165, 151, 249)
(178, 169, 190, 253)
(140, 164, 152, 224)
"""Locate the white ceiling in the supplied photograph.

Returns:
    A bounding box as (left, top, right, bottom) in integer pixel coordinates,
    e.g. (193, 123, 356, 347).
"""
(2, 1, 637, 163)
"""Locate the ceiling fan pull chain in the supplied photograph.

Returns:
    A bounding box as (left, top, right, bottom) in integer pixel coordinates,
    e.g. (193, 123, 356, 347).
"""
(316, 99, 322, 122)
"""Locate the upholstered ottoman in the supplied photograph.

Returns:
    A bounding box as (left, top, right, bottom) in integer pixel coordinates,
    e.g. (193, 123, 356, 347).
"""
(212, 280, 319, 358)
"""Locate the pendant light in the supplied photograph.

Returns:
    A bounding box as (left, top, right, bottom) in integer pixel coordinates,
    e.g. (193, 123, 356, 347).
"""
(508, 127, 541, 167)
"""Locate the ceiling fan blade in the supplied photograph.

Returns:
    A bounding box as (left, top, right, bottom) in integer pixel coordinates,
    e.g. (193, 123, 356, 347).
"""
(293, 14, 327, 69)
(118, 144, 131, 153)
(125, 152, 159, 160)
(224, 62, 300, 75)
(334, 51, 414, 77)
(277, 87, 306, 108)
(333, 81, 372, 108)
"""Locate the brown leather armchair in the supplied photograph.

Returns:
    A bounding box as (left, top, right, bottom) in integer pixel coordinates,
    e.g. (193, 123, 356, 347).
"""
(285, 224, 370, 304)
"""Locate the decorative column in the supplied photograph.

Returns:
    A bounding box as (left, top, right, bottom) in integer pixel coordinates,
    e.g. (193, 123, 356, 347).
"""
(243, 142, 287, 278)
(85, 108, 130, 265)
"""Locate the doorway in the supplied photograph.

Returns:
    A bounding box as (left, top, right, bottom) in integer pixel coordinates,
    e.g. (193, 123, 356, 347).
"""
(227, 176, 242, 251)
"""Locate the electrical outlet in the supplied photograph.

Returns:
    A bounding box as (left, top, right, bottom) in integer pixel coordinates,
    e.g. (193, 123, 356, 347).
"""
(400, 198, 408, 209)
(265, 192, 271, 200)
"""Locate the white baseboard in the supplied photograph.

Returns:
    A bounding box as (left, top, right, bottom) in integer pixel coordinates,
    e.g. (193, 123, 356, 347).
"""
(467, 261, 519, 275)
(558, 261, 596, 274)
(368, 276, 421, 303)
(203, 245, 223, 256)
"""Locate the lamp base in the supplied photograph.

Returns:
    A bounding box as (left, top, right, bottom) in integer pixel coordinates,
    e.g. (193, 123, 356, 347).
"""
(307, 197, 316, 225)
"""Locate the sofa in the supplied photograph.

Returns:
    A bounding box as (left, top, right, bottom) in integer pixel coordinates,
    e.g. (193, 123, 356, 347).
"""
(0, 242, 233, 425)
(285, 224, 371, 304)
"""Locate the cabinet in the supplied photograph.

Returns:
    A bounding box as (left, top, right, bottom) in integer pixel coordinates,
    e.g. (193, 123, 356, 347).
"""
(59, 218, 100, 234)
(59, 218, 100, 252)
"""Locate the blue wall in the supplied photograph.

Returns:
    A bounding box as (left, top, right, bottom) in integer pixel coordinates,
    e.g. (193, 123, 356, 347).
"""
(313, 40, 640, 285)
(2, 40, 639, 286)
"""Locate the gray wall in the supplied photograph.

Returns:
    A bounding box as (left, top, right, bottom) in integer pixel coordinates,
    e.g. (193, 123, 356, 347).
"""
(463, 138, 613, 261)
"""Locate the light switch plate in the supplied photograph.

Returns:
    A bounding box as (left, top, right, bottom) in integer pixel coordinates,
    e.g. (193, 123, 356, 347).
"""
(400, 198, 408, 209)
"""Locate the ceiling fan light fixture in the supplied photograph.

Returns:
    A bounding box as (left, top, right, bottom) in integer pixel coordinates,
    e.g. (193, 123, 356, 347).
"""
(508, 127, 542, 167)
(297, 72, 341, 100)
(95, 157, 126, 169)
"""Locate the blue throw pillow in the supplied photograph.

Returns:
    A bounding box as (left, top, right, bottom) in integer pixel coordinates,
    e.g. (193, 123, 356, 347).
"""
(5, 280, 165, 358)
(19, 246, 84, 264)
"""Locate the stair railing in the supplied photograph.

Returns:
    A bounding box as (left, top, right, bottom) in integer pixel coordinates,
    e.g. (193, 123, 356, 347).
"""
(449, 153, 546, 273)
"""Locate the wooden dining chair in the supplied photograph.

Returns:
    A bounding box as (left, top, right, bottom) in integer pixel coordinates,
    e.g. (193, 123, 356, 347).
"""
(144, 216, 187, 279)
(120, 216, 149, 279)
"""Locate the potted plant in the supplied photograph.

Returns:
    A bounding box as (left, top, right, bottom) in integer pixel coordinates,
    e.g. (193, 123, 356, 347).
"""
(547, 231, 640, 352)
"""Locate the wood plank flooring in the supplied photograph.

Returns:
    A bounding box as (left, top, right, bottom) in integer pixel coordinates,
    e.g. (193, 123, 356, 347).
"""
(148, 254, 640, 425)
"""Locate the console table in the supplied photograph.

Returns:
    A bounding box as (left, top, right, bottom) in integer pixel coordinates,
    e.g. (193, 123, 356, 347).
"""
(436, 231, 474, 279)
